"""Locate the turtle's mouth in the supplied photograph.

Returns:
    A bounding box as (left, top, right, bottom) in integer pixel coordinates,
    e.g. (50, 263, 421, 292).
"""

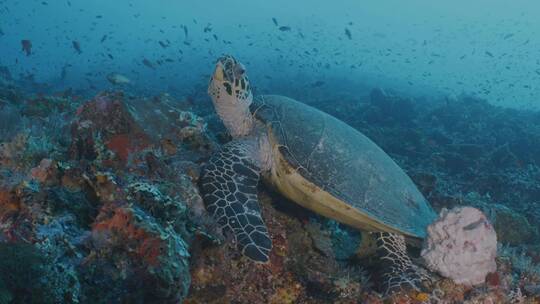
(212, 64, 226, 82)
(213, 55, 237, 83)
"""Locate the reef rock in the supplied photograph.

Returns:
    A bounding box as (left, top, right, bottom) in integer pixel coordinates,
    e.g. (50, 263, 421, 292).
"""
(488, 204, 538, 245)
(70, 91, 151, 164)
(367, 87, 417, 125)
(125, 93, 215, 158)
(88, 204, 191, 302)
(421, 206, 497, 286)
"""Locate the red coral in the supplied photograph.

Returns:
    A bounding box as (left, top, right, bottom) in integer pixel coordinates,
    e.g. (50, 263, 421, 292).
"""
(105, 134, 131, 162)
(92, 206, 162, 266)
(485, 272, 500, 287)
(70, 92, 152, 164)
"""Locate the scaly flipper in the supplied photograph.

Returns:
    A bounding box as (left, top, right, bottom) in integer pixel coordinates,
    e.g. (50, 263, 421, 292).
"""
(200, 140, 272, 262)
(373, 232, 430, 295)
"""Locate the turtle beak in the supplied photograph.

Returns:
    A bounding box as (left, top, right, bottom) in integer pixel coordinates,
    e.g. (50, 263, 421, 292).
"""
(213, 63, 225, 82)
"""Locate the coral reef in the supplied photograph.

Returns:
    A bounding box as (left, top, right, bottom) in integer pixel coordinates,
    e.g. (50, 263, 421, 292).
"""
(0, 75, 539, 303)
(0, 80, 212, 303)
(86, 204, 190, 303)
(0, 242, 76, 304)
(489, 204, 539, 245)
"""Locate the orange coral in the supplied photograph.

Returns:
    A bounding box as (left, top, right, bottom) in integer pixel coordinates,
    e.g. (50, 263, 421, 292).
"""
(415, 292, 430, 302)
(270, 282, 303, 304)
(160, 138, 177, 155)
(0, 188, 21, 219)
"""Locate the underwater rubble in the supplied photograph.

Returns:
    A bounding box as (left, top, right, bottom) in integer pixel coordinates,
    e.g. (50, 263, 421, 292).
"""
(0, 75, 539, 303)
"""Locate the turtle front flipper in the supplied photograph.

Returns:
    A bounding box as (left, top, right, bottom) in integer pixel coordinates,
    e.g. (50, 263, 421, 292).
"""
(373, 232, 431, 296)
(200, 140, 272, 263)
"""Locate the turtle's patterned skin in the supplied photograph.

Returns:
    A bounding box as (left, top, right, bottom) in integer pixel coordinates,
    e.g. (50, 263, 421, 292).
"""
(200, 140, 271, 262)
(374, 232, 431, 294)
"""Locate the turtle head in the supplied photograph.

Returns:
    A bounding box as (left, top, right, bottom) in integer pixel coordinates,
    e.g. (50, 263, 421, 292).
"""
(208, 55, 252, 104)
(208, 55, 254, 137)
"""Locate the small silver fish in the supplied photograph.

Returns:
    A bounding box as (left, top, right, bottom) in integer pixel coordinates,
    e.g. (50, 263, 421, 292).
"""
(106, 73, 131, 85)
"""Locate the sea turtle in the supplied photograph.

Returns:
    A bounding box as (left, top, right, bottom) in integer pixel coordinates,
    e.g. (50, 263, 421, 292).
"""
(200, 55, 437, 293)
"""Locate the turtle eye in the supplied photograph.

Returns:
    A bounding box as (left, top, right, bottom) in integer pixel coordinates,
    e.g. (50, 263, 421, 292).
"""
(234, 63, 246, 77)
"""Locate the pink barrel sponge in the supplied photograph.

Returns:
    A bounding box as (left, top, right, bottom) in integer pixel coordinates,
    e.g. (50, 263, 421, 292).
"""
(421, 206, 497, 286)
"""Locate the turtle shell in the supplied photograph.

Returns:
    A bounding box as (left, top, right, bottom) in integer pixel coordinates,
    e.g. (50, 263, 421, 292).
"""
(251, 95, 436, 238)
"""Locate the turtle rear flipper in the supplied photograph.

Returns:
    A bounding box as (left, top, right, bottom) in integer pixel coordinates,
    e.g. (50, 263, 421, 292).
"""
(374, 232, 431, 296)
(200, 140, 272, 263)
